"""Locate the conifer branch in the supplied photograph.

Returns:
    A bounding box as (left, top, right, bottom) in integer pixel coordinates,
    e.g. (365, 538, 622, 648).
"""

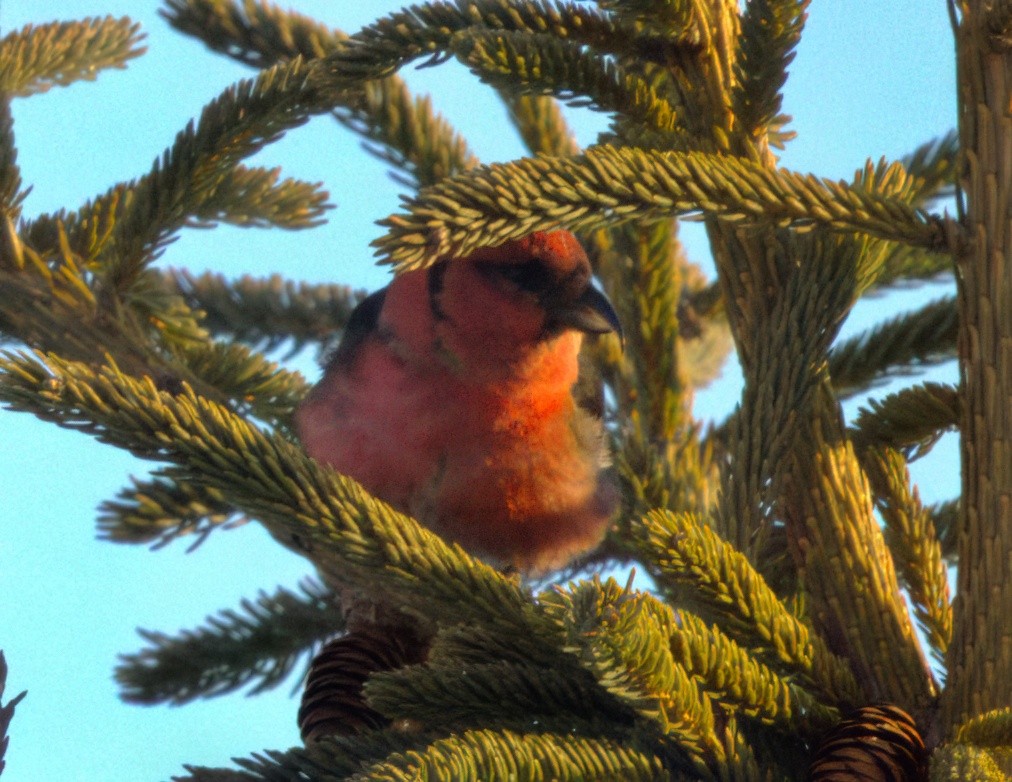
(828, 297, 957, 400)
(181, 728, 681, 782)
(0, 653, 26, 778)
(929, 498, 960, 561)
(375, 146, 947, 272)
(500, 94, 580, 157)
(870, 243, 954, 289)
(163, 0, 479, 187)
(858, 446, 953, 663)
(179, 730, 444, 781)
(102, 58, 336, 286)
(98, 466, 244, 549)
(721, 718, 790, 781)
(423, 620, 577, 671)
(339, 81, 480, 187)
(0, 17, 145, 98)
(846, 160, 932, 288)
(710, 229, 909, 709)
(930, 744, 1009, 781)
(850, 382, 960, 456)
(955, 706, 1012, 747)
(192, 165, 332, 229)
(161, 0, 341, 67)
(782, 404, 938, 709)
(19, 193, 117, 272)
(174, 770, 256, 782)
(1, 225, 208, 389)
(116, 579, 341, 704)
(599, 222, 717, 538)
(2, 276, 305, 423)
(631, 510, 862, 706)
(848, 131, 959, 290)
(595, 0, 701, 39)
(819, 133, 958, 300)
(0, 351, 543, 641)
(669, 610, 838, 732)
(540, 577, 719, 766)
(601, 223, 687, 442)
(4, 104, 324, 412)
(328, 0, 685, 81)
(902, 128, 959, 205)
(732, 0, 808, 148)
(729, 722, 810, 780)
(614, 426, 714, 523)
(598, 1, 734, 150)
(679, 308, 733, 390)
(164, 270, 366, 355)
(353, 728, 671, 782)
(366, 660, 628, 733)
(17, 57, 339, 325)
(173, 340, 309, 424)
(452, 31, 687, 144)
(715, 231, 862, 569)
(0, 103, 23, 211)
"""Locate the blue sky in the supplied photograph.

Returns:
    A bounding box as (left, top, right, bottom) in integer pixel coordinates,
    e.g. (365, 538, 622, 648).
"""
(1, 2, 957, 780)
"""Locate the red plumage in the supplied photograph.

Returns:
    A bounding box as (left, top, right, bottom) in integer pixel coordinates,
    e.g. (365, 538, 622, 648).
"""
(297, 230, 620, 574)
(295, 230, 621, 738)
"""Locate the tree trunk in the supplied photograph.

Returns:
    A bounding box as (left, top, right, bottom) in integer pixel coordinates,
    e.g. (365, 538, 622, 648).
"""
(945, 0, 1012, 746)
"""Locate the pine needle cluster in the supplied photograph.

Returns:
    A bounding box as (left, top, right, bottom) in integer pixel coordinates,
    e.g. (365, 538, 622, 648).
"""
(1, 1, 1010, 779)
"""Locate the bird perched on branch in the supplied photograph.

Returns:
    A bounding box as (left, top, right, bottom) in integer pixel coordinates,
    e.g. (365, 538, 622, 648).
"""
(295, 230, 621, 739)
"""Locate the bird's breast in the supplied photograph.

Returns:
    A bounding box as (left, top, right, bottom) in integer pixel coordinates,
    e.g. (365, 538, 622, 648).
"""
(300, 331, 613, 575)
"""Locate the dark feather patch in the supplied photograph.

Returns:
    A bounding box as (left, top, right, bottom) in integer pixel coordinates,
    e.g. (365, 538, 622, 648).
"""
(325, 287, 387, 369)
(427, 260, 449, 323)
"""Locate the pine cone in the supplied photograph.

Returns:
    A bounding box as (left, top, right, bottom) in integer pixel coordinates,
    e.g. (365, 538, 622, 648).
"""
(808, 704, 928, 782)
(298, 625, 429, 741)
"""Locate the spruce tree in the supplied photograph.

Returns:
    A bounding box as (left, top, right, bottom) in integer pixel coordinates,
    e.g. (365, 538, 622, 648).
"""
(1, 1, 1010, 780)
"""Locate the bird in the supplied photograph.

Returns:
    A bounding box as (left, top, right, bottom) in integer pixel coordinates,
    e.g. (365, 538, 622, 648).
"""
(294, 229, 621, 739)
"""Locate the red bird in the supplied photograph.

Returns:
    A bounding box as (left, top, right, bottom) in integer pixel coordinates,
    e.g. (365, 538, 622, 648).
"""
(295, 230, 621, 738)
(297, 230, 620, 574)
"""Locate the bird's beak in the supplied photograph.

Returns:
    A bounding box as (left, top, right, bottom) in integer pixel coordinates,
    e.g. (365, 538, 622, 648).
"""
(550, 285, 624, 343)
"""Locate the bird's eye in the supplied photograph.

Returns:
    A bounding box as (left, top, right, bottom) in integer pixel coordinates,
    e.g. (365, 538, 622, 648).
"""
(497, 259, 553, 293)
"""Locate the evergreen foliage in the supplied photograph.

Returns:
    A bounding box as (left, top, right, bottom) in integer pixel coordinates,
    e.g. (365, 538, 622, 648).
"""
(116, 578, 344, 704)
(0, 654, 26, 776)
(0, 1, 1009, 779)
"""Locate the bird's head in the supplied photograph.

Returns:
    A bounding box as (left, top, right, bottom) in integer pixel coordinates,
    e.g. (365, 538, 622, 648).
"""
(381, 231, 621, 381)
(457, 231, 623, 342)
